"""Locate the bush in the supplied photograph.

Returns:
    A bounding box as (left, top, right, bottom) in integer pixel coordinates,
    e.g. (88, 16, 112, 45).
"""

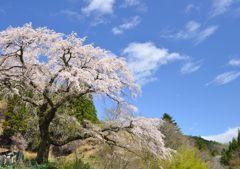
(162, 147, 209, 169)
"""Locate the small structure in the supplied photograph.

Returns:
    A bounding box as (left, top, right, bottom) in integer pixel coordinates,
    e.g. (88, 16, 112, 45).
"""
(0, 151, 18, 166)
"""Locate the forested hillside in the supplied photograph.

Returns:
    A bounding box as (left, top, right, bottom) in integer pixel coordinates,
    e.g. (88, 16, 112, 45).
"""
(0, 100, 230, 169)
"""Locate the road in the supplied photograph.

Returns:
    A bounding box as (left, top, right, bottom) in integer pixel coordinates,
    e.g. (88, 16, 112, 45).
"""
(210, 156, 228, 169)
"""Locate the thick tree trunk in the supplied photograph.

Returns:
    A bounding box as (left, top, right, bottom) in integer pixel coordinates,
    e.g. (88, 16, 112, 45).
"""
(36, 120, 51, 164)
(36, 138, 50, 163)
(35, 104, 57, 163)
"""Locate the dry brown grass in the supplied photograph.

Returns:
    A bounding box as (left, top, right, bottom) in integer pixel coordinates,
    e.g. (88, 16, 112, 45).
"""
(0, 122, 3, 135)
(0, 147, 8, 153)
(24, 149, 56, 161)
(0, 101, 7, 109)
(24, 151, 37, 161)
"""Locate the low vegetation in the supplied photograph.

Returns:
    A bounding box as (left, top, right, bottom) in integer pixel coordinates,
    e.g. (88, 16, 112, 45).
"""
(0, 158, 91, 169)
(161, 147, 209, 169)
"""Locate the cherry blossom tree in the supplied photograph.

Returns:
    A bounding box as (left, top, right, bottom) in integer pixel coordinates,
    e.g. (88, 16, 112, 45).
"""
(0, 24, 138, 163)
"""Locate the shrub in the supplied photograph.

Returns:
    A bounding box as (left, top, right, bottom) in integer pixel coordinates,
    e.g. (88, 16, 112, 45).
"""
(162, 147, 209, 169)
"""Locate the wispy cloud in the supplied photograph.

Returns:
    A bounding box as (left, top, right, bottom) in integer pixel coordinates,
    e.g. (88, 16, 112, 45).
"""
(181, 61, 202, 74)
(122, 0, 140, 7)
(233, 6, 240, 16)
(228, 58, 240, 66)
(112, 16, 141, 35)
(194, 26, 218, 44)
(60, 9, 83, 21)
(82, 0, 115, 16)
(210, 0, 235, 17)
(203, 127, 240, 143)
(65, 0, 79, 3)
(161, 21, 218, 45)
(185, 4, 200, 14)
(123, 42, 187, 85)
(0, 9, 5, 14)
(121, 0, 147, 11)
(209, 71, 240, 85)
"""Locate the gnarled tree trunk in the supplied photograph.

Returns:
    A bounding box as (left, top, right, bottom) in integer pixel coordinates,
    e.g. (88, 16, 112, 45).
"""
(36, 139, 50, 163)
(36, 106, 56, 164)
(36, 117, 51, 163)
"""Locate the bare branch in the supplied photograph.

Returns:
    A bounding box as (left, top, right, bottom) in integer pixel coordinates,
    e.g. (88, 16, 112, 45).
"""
(49, 130, 94, 146)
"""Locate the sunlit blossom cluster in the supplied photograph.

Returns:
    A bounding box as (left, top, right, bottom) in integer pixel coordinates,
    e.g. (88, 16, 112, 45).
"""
(132, 117, 173, 159)
(0, 23, 138, 111)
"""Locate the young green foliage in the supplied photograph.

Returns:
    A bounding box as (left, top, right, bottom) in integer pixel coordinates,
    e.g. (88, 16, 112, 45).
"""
(162, 147, 209, 169)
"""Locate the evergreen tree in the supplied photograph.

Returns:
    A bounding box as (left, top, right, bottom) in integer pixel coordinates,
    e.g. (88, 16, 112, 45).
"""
(221, 129, 240, 167)
(3, 94, 99, 138)
(162, 113, 178, 127)
(237, 129, 240, 145)
(3, 95, 32, 136)
(160, 113, 187, 150)
(68, 95, 99, 124)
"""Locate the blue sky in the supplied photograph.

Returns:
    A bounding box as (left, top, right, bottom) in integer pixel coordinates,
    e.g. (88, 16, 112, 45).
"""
(0, 0, 240, 142)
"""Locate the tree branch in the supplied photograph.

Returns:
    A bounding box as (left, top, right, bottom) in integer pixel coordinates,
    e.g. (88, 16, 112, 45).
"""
(55, 88, 93, 109)
(21, 96, 39, 107)
(101, 121, 134, 133)
(49, 130, 94, 146)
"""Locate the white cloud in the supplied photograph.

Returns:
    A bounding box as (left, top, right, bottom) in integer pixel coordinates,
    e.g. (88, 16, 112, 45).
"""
(228, 58, 240, 66)
(123, 42, 186, 85)
(112, 16, 141, 35)
(181, 61, 201, 74)
(210, 0, 235, 17)
(203, 127, 240, 143)
(211, 71, 240, 85)
(161, 21, 218, 45)
(60, 9, 82, 21)
(82, 0, 115, 16)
